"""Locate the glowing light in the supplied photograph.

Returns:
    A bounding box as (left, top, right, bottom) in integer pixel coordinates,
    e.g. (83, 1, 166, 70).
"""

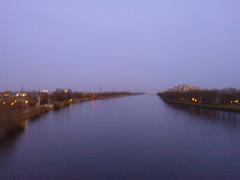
(25, 100, 28, 104)
(192, 98, 198, 103)
(17, 93, 27, 97)
(234, 100, 239, 103)
(92, 94, 96, 100)
(41, 90, 48, 93)
(3, 101, 5, 105)
(11, 102, 14, 106)
(64, 89, 68, 93)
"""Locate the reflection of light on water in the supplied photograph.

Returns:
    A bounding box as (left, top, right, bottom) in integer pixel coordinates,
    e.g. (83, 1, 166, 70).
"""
(65, 104, 72, 117)
(24, 120, 29, 130)
(166, 103, 240, 128)
(91, 100, 96, 113)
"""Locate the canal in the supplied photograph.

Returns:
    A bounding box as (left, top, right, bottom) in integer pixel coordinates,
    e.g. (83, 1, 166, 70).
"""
(1, 95, 240, 180)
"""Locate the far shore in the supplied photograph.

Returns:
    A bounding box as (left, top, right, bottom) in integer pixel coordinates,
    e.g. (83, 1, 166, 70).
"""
(159, 98, 240, 113)
(158, 85, 240, 113)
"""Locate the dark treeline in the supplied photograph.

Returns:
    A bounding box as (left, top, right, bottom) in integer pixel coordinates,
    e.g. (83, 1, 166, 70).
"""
(158, 88, 240, 113)
(158, 88, 240, 105)
(49, 90, 135, 110)
(50, 90, 134, 103)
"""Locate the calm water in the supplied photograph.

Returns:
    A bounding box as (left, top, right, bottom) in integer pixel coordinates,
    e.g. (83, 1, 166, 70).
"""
(1, 95, 240, 180)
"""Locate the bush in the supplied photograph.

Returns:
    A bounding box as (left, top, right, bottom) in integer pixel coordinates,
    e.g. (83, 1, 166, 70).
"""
(53, 102, 62, 110)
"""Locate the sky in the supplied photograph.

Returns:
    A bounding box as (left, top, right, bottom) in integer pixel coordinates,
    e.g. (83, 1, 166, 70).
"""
(0, 0, 239, 92)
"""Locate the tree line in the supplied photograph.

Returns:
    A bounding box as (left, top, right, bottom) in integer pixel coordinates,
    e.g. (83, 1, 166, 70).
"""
(158, 88, 240, 105)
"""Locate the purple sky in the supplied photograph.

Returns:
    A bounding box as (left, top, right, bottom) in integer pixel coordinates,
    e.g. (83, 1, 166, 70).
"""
(0, 0, 239, 92)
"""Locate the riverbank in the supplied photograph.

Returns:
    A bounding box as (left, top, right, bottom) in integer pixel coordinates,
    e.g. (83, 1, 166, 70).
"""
(0, 92, 139, 141)
(158, 86, 240, 113)
(159, 97, 240, 113)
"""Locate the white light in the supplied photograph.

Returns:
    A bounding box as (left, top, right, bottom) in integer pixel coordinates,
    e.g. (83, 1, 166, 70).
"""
(41, 90, 48, 93)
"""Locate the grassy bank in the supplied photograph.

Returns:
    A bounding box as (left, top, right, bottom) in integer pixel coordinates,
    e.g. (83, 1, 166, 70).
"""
(0, 105, 53, 141)
(23, 106, 53, 119)
(0, 106, 24, 140)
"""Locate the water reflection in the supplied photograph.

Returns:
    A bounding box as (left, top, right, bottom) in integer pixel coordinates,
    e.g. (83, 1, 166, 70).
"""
(24, 119, 29, 130)
(91, 100, 96, 113)
(0, 119, 28, 151)
(1, 95, 240, 179)
(0, 131, 23, 151)
(165, 103, 240, 127)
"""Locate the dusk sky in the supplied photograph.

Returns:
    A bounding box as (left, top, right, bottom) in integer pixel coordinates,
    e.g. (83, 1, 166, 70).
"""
(1, 0, 239, 92)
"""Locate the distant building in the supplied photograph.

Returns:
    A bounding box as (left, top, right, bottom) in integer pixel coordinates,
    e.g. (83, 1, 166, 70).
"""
(55, 88, 71, 93)
(166, 84, 200, 92)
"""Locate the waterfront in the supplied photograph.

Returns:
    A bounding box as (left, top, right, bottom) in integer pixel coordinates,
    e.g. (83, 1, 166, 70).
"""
(1, 95, 240, 180)
(158, 85, 240, 113)
(0, 91, 135, 140)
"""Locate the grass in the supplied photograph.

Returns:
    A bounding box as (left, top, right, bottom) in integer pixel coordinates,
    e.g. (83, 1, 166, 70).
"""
(0, 106, 25, 140)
